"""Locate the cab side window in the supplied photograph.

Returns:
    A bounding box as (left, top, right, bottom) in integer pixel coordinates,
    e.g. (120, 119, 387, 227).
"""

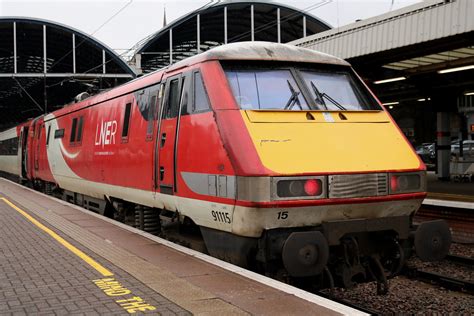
(193, 71, 210, 113)
(163, 78, 181, 119)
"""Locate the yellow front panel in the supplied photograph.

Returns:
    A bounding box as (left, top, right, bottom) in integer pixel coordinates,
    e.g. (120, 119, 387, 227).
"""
(242, 110, 421, 174)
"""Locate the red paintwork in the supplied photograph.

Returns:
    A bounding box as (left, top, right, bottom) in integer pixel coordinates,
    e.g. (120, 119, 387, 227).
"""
(11, 53, 425, 210)
(235, 192, 427, 208)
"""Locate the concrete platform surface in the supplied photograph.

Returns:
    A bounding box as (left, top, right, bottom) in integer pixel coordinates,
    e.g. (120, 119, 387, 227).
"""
(427, 171, 474, 202)
(0, 178, 362, 315)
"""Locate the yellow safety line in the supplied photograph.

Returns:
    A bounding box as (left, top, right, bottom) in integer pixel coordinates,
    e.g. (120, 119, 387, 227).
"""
(427, 192, 474, 202)
(0, 197, 113, 277)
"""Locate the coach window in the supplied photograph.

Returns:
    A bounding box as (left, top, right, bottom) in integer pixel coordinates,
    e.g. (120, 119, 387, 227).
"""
(146, 85, 161, 141)
(0, 137, 18, 156)
(122, 102, 132, 142)
(76, 116, 84, 142)
(193, 71, 210, 113)
(46, 125, 51, 146)
(70, 118, 78, 143)
(54, 128, 65, 139)
(70, 116, 84, 145)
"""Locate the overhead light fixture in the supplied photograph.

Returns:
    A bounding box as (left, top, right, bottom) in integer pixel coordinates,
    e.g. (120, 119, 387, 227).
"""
(465, 91, 474, 96)
(382, 102, 399, 106)
(438, 65, 474, 74)
(417, 98, 431, 101)
(374, 77, 407, 84)
(389, 105, 394, 109)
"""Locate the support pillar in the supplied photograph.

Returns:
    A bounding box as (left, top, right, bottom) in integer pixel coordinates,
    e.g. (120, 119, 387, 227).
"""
(436, 112, 450, 180)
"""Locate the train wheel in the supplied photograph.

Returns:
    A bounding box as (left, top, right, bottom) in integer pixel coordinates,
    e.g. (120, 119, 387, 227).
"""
(380, 238, 405, 278)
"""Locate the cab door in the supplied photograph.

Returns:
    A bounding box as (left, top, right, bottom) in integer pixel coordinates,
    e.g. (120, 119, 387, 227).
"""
(157, 74, 183, 195)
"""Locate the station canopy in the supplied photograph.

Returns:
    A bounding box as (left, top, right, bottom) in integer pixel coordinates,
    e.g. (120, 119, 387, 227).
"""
(0, 17, 136, 129)
(133, 1, 331, 73)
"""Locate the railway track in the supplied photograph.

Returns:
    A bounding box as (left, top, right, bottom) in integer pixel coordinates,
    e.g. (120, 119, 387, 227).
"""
(404, 267, 474, 294)
(446, 254, 474, 267)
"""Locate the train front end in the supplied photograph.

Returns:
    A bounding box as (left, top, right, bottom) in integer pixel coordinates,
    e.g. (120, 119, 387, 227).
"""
(206, 43, 451, 290)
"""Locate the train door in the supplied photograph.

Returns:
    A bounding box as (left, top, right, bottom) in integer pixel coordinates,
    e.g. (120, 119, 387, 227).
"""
(156, 73, 187, 195)
(18, 126, 29, 180)
(26, 121, 35, 180)
(151, 84, 164, 190)
(34, 120, 43, 173)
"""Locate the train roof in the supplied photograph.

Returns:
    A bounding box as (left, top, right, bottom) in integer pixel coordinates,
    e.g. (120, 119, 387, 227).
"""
(44, 42, 350, 121)
(168, 41, 350, 72)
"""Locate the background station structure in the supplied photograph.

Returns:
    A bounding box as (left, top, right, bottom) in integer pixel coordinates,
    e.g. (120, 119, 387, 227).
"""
(292, 0, 474, 179)
(131, 1, 332, 73)
(0, 17, 137, 131)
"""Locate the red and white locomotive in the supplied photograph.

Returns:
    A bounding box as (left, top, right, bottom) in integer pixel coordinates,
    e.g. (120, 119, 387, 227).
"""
(0, 42, 451, 291)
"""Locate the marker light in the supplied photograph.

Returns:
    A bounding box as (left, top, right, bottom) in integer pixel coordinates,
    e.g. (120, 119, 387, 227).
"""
(389, 172, 425, 194)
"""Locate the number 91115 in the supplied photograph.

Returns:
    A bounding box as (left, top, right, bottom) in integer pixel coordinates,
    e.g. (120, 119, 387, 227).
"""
(211, 210, 231, 224)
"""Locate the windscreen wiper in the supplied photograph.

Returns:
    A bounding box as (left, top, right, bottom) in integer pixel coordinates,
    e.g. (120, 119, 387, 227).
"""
(284, 80, 302, 110)
(310, 81, 328, 110)
(310, 81, 346, 111)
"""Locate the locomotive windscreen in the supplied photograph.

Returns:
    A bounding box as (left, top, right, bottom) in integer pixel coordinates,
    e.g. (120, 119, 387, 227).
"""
(224, 63, 381, 111)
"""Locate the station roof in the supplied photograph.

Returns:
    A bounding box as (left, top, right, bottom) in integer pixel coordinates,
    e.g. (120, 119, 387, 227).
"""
(133, 0, 331, 73)
(0, 17, 136, 129)
(291, 0, 474, 105)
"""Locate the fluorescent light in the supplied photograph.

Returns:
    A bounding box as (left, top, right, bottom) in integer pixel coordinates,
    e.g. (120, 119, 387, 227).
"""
(382, 102, 399, 106)
(417, 98, 426, 102)
(438, 65, 474, 74)
(465, 91, 474, 96)
(374, 77, 406, 84)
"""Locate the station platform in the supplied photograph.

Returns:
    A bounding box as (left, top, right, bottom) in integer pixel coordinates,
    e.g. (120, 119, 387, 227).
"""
(0, 178, 361, 315)
(426, 171, 474, 204)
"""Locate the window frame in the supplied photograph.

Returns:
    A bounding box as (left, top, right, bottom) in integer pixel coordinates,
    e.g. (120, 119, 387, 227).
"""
(162, 74, 183, 120)
(222, 61, 381, 112)
(296, 67, 381, 111)
(69, 116, 84, 146)
(121, 102, 132, 143)
(191, 69, 212, 114)
(146, 84, 163, 142)
(46, 125, 51, 146)
(224, 66, 312, 111)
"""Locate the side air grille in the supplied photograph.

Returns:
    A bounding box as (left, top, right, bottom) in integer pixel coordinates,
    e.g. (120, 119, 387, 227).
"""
(328, 173, 388, 198)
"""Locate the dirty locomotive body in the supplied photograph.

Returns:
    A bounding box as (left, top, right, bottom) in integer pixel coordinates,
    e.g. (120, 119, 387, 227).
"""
(0, 42, 451, 291)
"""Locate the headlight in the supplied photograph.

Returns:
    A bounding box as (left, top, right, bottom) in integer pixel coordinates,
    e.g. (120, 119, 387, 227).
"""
(272, 177, 326, 200)
(389, 171, 426, 194)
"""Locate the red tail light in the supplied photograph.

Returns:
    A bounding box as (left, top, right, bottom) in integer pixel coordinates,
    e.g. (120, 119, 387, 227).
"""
(390, 175, 399, 192)
(276, 178, 325, 199)
(304, 179, 321, 196)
